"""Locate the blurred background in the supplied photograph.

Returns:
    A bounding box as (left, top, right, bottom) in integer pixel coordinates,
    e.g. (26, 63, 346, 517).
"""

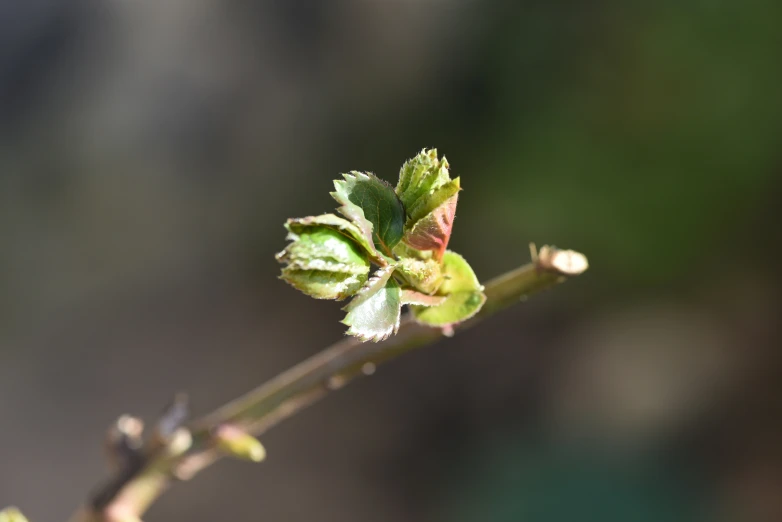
(1, 1, 781, 521)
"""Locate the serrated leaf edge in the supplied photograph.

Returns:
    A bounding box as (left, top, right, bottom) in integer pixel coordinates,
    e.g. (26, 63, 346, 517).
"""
(285, 214, 384, 265)
(332, 171, 406, 256)
(331, 173, 378, 258)
(341, 265, 401, 342)
(406, 177, 460, 227)
(343, 264, 396, 312)
(279, 268, 367, 301)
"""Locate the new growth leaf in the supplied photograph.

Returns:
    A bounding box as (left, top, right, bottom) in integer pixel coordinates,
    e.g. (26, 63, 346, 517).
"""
(277, 149, 485, 340)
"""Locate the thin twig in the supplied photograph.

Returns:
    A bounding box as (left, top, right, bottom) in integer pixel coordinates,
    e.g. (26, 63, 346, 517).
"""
(70, 245, 587, 522)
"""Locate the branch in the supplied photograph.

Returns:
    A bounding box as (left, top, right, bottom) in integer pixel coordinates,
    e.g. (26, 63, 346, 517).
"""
(70, 245, 588, 522)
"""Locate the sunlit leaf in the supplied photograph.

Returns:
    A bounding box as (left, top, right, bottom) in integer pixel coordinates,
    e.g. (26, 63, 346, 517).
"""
(342, 265, 401, 342)
(285, 214, 385, 265)
(278, 148, 485, 341)
(404, 191, 458, 261)
(405, 177, 460, 227)
(411, 251, 486, 327)
(276, 224, 370, 300)
(332, 172, 406, 256)
(396, 148, 449, 212)
(396, 150, 461, 259)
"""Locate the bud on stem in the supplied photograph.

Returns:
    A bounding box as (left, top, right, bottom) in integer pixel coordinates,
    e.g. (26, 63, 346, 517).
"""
(213, 425, 266, 462)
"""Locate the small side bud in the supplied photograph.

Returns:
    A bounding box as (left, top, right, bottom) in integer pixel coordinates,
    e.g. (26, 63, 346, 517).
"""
(104, 415, 144, 470)
(0, 508, 28, 522)
(213, 425, 266, 462)
(165, 427, 193, 458)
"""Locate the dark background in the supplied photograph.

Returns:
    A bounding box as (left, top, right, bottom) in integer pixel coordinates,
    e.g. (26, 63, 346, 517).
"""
(1, 1, 781, 521)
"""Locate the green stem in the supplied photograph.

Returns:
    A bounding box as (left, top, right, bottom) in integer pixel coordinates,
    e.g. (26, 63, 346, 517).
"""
(70, 245, 587, 522)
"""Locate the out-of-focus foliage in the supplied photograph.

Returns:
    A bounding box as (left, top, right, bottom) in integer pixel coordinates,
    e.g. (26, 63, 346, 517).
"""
(0, 508, 28, 522)
(467, 0, 782, 287)
(444, 442, 706, 522)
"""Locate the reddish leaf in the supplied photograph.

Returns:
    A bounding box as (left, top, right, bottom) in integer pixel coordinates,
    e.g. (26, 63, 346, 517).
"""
(403, 193, 458, 261)
(400, 290, 446, 307)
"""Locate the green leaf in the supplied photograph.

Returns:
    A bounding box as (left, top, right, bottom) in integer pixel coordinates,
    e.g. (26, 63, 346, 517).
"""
(342, 265, 401, 342)
(433, 250, 482, 294)
(396, 148, 450, 212)
(396, 150, 461, 260)
(411, 251, 486, 327)
(285, 214, 385, 265)
(276, 224, 370, 300)
(412, 290, 486, 327)
(332, 172, 406, 256)
(0, 508, 29, 522)
(406, 177, 460, 226)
